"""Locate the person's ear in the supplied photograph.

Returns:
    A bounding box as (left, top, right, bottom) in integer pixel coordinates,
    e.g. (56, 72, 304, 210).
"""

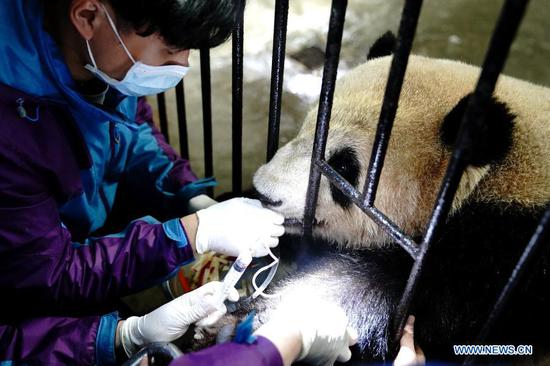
(68, 0, 104, 41)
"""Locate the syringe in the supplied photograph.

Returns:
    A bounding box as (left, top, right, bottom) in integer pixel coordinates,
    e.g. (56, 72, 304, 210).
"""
(217, 251, 253, 303)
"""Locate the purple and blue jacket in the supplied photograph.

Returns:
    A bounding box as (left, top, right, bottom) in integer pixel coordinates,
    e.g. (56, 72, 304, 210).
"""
(0, 1, 281, 365)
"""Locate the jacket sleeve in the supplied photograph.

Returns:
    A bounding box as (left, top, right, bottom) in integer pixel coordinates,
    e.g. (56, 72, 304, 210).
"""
(0, 312, 119, 366)
(0, 191, 194, 313)
(169, 337, 284, 366)
(0, 131, 194, 313)
(125, 97, 216, 204)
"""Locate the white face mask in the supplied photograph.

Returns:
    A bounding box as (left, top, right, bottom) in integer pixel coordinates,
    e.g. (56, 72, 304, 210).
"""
(84, 4, 189, 97)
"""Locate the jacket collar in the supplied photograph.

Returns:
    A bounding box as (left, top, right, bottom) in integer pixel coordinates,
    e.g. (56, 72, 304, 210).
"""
(0, 0, 137, 130)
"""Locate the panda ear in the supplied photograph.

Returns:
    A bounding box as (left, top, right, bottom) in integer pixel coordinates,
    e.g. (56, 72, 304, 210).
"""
(440, 93, 515, 167)
(367, 31, 397, 60)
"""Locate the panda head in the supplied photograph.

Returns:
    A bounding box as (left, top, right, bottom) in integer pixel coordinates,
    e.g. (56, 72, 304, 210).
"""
(253, 35, 517, 248)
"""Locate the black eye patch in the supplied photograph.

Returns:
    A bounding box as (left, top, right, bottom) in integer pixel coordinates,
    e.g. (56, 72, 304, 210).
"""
(327, 147, 361, 209)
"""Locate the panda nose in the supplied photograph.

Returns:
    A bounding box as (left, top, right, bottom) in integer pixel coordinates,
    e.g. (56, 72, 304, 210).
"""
(252, 189, 283, 207)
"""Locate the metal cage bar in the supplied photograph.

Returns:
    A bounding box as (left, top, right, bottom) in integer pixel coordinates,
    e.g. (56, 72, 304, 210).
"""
(175, 81, 189, 160)
(156, 92, 169, 143)
(392, 0, 531, 348)
(302, 0, 348, 239)
(317, 160, 419, 258)
(232, 0, 245, 194)
(200, 48, 214, 196)
(266, 0, 290, 163)
(464, 206, 550, 365)
(362, 0, 423, 207)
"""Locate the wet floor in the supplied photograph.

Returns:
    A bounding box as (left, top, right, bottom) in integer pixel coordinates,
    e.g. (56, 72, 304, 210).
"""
(149, 0, 550, 196)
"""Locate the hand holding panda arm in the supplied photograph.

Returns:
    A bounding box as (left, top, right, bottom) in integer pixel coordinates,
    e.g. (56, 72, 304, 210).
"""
(255, 299, 358, 366)
(194, 198, 285, 257)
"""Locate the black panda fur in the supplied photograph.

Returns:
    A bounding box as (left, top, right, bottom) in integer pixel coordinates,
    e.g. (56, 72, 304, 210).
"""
(204, 202, 550, 364)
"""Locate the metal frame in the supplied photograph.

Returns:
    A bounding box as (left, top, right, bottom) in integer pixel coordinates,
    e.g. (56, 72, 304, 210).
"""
(153, 0, 544, 363)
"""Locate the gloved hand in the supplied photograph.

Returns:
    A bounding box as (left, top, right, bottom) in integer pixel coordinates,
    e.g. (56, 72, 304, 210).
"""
(119, 281, 239, 356)
(187, 194, 218, 213)
(195, 197, 285, 257)
(261, 299, 358, 366)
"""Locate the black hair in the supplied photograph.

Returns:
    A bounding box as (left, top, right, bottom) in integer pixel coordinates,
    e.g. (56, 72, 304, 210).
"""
(107, 0, 241, 50)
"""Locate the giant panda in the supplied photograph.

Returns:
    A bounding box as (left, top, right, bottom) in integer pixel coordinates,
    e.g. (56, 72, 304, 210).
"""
(195, 35, 550, 364)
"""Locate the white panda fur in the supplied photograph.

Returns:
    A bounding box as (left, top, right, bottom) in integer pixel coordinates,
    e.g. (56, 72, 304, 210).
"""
(193, 44, 550, 363)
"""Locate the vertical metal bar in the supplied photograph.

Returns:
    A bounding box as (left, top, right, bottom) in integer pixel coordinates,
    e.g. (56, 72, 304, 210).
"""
(464, 206, 550, 365)
(266, 0, 290, 162)
(392, 0, 531, 347)
(200, 48, 214, 197)
(175, 81, 190, 160)
(362, 0, 423, 207)
(156, 92, 169, 143)
(302, 0, 348, 238)
(232, 0, 245, 194)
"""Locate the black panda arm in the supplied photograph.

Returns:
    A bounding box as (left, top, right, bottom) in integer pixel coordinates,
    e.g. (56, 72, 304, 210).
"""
(412, 202, 550, 361)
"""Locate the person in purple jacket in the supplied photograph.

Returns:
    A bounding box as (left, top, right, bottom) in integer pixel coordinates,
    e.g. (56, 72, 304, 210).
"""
(0, 0, 360, 364)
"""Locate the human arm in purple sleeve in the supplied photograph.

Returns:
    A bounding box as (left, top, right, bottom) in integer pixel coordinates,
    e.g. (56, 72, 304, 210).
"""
(0, 312, 119, 366)
(0, 110, 195, 313)
(169, 337, 284, 366)
(0, 191, 193, 312)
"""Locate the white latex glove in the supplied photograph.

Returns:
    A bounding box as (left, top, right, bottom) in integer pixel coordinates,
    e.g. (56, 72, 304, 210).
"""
(119, 281, 238, 356)
(195, 197, 285, 257)
(266, 299, 358, 366)
(187, 194, 218, 212)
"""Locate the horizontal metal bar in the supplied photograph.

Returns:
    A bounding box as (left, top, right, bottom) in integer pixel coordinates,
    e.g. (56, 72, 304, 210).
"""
(362, 0, 423, 207)
(464, 205, 550, 365)
(317, 160, 419, 258)
(232, 0, 245, 194)
(302, 0, 348, 238)
(266, 0, 290, 163)
(175, 81, 189, 160)
(393, 0, 531, 348)
(200, 48, 214, 196)
(156, 92, 169, 143)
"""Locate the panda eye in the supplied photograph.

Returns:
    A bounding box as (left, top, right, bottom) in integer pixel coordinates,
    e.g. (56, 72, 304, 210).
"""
(338, 163, 349, 173)
(328, 147, 359, 180)
(327, 147, 361, 209)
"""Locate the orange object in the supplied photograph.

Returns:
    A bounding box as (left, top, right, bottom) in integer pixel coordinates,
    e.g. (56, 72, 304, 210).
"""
(177, 270, 191, 293)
